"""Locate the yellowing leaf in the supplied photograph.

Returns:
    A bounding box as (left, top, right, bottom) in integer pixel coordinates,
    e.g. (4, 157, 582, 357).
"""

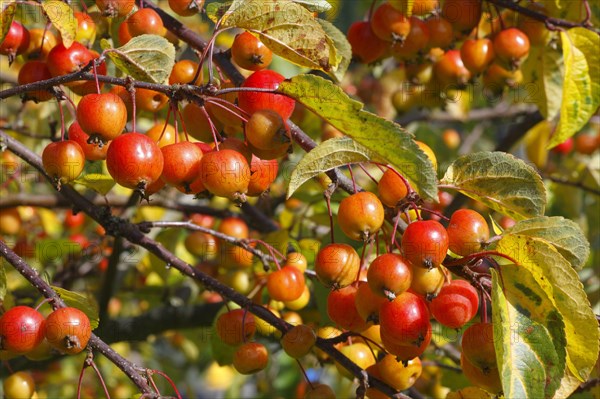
(52, 286, 100, 329)
(441, 152, 546, 220)
(316, 18, 350, 82)
(287, 137, 375, 197)
(521, 46, 563, 121)
(491, 268, 563, 398)
(221, 0, 337, 73)
(524, 119, 552, 169)
(0, 3, 16, 45)
(496, 234, 600, 382)
(74, 173, 116, 196)
(505, 216, 590, 270)
(551, 28, 600, 148)
(278, 74, 438, 200)
(101, 35, 176, 84)
(42, 0, 76, 49)
(492, 266, 566, 398)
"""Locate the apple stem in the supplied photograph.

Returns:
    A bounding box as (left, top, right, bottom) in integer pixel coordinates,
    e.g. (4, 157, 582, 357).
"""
(127, 81, 137, 133)
(481, 290, 489, 324)
(171, 103, 179, 143)
(241, 308, 250, 342)
(205, 97, 249, 123)
(176, 107, 190, 142)
(296, 359, 315, 390)
(90, 359, 111, 399)
(199, 105, 221, 150)
(324, 190, 335, 244)
(157, 106, 172, 145)
(146, 372, 161, 397)
(416, 206, 449, 221)
(357, 163, 379, 185)
(57, 99, 66, 141)
(92, 60, 100, 95)
(391, 209, 403, 247)
(34, 297, 54, 312)
(347, 164, 357, 193)
(367, 0, 376, 21)
(149, 369, 182, 399)
(356, 240, 368, 283)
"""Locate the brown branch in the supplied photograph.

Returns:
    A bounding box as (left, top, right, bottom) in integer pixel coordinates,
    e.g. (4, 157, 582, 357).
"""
(0, 240, 156, 397)
(0, 129, 405, 399)
(136, 220, 277, 269)
(542, 173, 600, 196)
(487, 0, 597, 30)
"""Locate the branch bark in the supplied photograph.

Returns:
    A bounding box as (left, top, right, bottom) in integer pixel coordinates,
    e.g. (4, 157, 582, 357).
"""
(0, 240, 156, 396)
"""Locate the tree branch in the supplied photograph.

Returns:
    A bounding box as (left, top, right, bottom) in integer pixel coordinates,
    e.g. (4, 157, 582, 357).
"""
(487, 0, 596, 30)
(0, 240, 155, 396)
(136, 220, 277, 270)
(541, 173, 600, 196)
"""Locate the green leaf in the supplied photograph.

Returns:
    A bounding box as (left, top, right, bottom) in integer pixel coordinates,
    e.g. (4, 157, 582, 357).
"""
(101, 34, 176, 84)
(278, 74, 438, 200)
(221, 0, 337, 73)
(74, 173, 116, 196)
(505, 216, 590, 270)
(440, 152, 546, 221)
(491, 268, 564, 398)
(52, 286, 100, 329)
(0, 262, 6, 302)
(496, 234, 600, 382)
(0, 3, 16, 45)
(287, 137, 375, 197)
(42, 1, 76, 49)
(316, 18, 351, 82)
(550, 28, 600, 148)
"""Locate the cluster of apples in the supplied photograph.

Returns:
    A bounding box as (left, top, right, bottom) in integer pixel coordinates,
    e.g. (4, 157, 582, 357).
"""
(348, 0, 546, 103)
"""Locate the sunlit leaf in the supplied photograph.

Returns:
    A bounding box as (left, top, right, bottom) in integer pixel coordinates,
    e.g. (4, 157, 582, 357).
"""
(441, 152, 546, 220)
(279, 74, 438, 200)
(101, 35, 176, 84)
(74, 173, 116, 196)
(42, 0, 76, 49)
(221, 0, 337, 72)
(491, 268, 563, 398)
(52, 286, 100, 329)
(0, 2, 16, 45)
(316, 18, 350, 81)
(550, 28, 600, 148)
(523, 120, 552, 169)
(505, 216, 590, 270)
(496, 234, 600, 382)
(491, 266, 566, 398)
(288, 137, 375, 197)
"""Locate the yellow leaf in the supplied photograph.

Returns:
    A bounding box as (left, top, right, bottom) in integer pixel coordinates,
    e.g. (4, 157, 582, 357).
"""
(42, 0, 76, 49)
(524, 120, 552, 169)
(496, 234, 600, 382)
(551, 28, 600, 148)
(0, 2, 16, 44)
